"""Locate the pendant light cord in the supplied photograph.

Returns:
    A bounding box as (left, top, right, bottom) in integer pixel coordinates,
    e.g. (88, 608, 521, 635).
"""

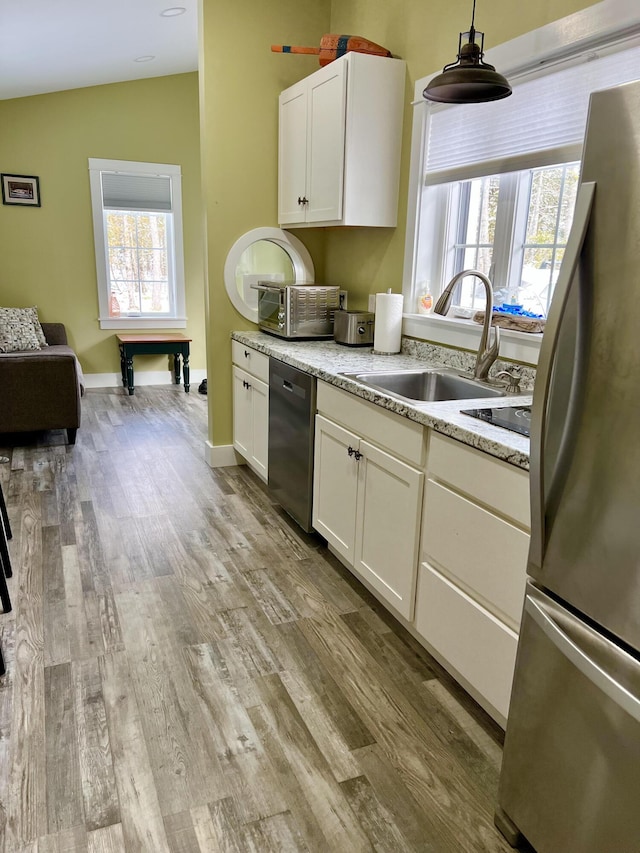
(469, 0, 477, 42)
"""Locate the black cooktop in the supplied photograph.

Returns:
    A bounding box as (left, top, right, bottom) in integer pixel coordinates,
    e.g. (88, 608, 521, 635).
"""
(461, 405, 532, 437)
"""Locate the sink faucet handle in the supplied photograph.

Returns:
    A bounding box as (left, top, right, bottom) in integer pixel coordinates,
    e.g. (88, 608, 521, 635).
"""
(495, 366, 522, 394)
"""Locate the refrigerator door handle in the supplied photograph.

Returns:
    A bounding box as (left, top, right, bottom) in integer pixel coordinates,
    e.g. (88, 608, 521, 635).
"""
(526, 595, 640, 724)
(529, 182, 596, 573)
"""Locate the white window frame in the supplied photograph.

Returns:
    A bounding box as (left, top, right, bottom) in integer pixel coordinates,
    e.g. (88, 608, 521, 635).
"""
(402, 0, 640, 365)
(440, 164, 580, 315)
(89, 158, 187, 330)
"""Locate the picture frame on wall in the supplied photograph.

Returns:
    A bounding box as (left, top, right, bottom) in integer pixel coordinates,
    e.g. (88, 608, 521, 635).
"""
(1, 174, 41, 207)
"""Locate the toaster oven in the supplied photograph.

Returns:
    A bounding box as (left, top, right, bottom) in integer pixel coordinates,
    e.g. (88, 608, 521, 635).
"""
(252, 282, 340, 339)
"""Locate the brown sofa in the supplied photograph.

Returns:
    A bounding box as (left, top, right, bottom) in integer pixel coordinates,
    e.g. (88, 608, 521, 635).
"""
(0, 323, 84, 444)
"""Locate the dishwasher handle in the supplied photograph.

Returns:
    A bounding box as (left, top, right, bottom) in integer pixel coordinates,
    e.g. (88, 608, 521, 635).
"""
(273, 374, 307, 402)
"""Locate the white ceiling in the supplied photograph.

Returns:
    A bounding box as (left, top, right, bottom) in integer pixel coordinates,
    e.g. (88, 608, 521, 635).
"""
(0, 0, 199, 101)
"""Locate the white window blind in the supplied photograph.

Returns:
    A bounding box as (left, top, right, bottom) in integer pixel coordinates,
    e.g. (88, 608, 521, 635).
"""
(425, 42, 640, 185)
(101, 172, 173, 211)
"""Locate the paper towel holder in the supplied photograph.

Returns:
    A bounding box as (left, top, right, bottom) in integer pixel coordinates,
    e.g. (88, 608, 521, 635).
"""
(372, 289, 404, 355)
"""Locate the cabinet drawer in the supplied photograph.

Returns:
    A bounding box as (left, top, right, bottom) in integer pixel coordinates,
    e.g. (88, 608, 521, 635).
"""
(422, 479, 528, 629)
(317, 381, 425, 467)
(231, 341, 269, 383)
(415, 562, 518, 725)
(428, 433, 529, 527)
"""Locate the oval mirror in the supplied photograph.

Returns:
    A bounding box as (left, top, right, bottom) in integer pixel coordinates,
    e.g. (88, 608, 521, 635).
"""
(224, 227, 315, 323)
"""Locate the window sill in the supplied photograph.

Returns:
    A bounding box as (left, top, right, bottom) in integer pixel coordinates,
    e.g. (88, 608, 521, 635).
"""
(99, 316, 187, 330)
(402, 312, 542, 365)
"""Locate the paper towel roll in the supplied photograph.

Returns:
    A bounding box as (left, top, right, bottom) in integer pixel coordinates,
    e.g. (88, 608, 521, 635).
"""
(374, 292, 403, 354)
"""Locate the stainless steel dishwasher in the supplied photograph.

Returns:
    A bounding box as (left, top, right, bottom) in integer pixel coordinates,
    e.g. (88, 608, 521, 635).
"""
(268, 359, 316, 532)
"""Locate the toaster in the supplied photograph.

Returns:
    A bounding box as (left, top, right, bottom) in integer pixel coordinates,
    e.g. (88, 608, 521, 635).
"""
(334, 310, 375, 346)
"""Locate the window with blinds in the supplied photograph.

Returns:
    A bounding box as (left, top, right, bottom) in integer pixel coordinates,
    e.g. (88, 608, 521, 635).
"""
(89, 159, 186, 329)
(410, 36, 640, 320)
(424, 42, 640, 185)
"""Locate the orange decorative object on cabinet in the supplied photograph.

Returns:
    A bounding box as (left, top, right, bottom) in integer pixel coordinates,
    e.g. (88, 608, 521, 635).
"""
(271, 34, 392, 66)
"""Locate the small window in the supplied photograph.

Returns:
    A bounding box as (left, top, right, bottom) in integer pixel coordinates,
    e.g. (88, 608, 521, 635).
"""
(89, 159, 186, 329)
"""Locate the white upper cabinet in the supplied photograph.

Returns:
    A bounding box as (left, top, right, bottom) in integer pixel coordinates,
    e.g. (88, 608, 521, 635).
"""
(278, 52, 406, 228)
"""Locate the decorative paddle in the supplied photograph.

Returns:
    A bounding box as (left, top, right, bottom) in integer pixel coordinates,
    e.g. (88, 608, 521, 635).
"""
(272, 34, 392, 67)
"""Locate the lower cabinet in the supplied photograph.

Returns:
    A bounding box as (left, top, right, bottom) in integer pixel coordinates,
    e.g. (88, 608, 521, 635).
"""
(232, 364, 269, 482)
(415, 433, 530, 726)
(354, 440, 424, 620)
(233, 359, 531, 728)
(312, 386, 424, 620)
(312, 415, 360, 564)
(415, 563, 519, 723)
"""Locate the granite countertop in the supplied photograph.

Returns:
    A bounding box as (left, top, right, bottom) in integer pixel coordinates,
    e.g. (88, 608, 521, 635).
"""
(232, 331, 532, 470)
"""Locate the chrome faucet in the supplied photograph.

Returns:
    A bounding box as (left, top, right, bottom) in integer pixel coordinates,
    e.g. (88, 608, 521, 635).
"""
(433, 269, 500, 381)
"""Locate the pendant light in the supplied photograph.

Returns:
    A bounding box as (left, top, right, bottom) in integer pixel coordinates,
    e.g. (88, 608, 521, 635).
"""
(423, 0, 512, 104)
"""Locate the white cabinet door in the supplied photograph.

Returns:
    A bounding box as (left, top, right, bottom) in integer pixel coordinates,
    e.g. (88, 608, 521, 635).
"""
(354, 441, 424, 620)
(232, 366, 253, 460)
(249, 376, 269, 481)
(278, 81, 308, 225)
(232, 366, 268, 482)
(312, 414, 359, 564)
(306, 62, 347, 223)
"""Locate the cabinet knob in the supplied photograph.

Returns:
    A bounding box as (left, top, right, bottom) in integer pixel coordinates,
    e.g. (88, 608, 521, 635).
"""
(244, 350, 250, 358)
(243, 379, 252, 389)
(347, 446, 362, 460)
(297, 196, 309, 205)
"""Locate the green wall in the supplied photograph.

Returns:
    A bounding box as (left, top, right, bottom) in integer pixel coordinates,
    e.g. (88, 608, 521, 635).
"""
(201, 0, 599, 448)
(199, 0, 330, 446)
(0, 72, 205, 376)
(0, 1, 598, 442)
(323, 0, 601, 309)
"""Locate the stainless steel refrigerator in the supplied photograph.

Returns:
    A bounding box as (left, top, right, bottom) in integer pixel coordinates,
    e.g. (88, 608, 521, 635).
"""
(496, 79, 640, 852)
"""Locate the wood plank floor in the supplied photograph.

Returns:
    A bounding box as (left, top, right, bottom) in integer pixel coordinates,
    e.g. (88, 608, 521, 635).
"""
(0, 386, 530, 852)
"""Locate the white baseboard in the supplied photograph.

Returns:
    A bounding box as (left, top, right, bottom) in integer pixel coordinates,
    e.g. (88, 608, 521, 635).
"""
(205, 441, 245, 469)
(83, 369, 206, 389)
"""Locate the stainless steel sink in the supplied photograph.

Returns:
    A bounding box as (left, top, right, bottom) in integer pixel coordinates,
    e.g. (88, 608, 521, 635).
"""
(341, 367, 508, 403)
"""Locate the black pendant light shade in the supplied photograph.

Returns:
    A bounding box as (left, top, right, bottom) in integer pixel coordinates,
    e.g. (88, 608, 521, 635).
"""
(424, 2, 512, 104)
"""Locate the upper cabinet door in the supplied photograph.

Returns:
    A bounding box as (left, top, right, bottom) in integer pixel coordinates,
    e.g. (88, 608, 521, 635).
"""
(306, 62, 347, 223)
(278, 80, 308, 225)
